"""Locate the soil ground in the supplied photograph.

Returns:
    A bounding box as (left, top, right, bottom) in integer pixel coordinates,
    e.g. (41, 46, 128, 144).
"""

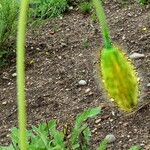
(0, 1, 150, 149)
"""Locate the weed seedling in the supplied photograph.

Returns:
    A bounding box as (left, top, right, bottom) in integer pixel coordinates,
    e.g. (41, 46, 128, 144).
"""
(138, 0, 148, 4)
(0, 0, 19, 66)
(79, 1, 93, 14)
(29, 0, 68, 19)
(93, 0, 139, 112)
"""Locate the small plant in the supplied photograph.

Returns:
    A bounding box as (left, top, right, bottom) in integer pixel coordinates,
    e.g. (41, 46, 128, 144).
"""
(79, 1, 93, 14)
(129, 145, 141, 150)
(93, 0, 139, 112)
(0, 107, 140, 150)
(0, 0, 19, 66)
(29, 0, 68, 19)
(138, 0, 149, 4)
(0, 107, 101, 149)
(83, 37, 90, 49)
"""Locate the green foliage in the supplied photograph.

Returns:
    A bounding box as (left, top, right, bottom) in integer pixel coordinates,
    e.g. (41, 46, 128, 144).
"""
(128, 145, 140, 150)
(96, 139, 108, 150)
(79, 1, 93, 14)
(138, 0, 148, 4)
(29, 0, 68, 19)
(0, 107, 140, 149)
(70, 107, 101, 149)
(0, 107, 101, 150)
(0, 0, 19, 66)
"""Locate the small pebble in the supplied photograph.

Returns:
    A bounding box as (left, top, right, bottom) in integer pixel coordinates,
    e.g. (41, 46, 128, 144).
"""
(8, 82, 11, 85)
(105, 134, 116, 143)
(12, 73, 17, 77)
(78, 80, 87, 86)
(69, 6, 73, 10)
(91, 128, 97, 133)
(85, 88, 91, 93)
(79, 53, 83, 57)
(2, 101, 7, 105)
(58, 56, 62, 59)
(111, 111, 115, 116)
(147, 83, 150, 87)
(122, 35, 125, 40)
(129, 53, 145, 59)
(95, 118, 101, 124)
(88, 91, 93, 96)
(109, 119, 113, 122)
(123, 122, 128, 127)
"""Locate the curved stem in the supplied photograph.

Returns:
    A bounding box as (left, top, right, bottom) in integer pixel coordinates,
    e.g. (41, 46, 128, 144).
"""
(93, 0, 112, 49)
(16, 0, 29, 150)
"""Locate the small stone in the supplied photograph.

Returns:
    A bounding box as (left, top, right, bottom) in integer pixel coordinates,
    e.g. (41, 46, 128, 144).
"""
(142, 27, 147, 31)
(6, 134, 10, 138)
(147, 83, 150, 87)
(105, 134, 116, 143)
(78, 80, 87, 86)
(69, 6, 73, 10)
(36, 47, 40, 50)
(12, 73, 17, 77)
(61, 42, 67, 47)
(95, 118, 101, 124)
(111, 111, 115, 116)
(2, 101, 7, 105)
(88, 91, 93, 96)
(79, 53, 83, 57)
(85, 88, 91, 93)
(123, 122, 128, 127)
(140, 143, 145, 146)
(127, 12, 132, 17)
(8, 82, 11, 85)
(109, 119, 113, 122)
(127, 135, 130, 138)
(122, 35, 125, 40)
(129, 53, 145, 59)
(60, 16, 63, 19)
(58, 56, 62, 59)
(91, 128, 97, 133)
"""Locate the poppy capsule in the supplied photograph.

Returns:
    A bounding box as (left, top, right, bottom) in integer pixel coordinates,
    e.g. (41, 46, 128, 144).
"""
(100, 46, 139, 112)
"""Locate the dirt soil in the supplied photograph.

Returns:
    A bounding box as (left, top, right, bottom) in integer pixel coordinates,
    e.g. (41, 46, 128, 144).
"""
(0, 1, 150, 149)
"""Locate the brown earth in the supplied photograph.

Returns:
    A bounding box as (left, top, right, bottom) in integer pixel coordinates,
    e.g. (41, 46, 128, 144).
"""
(0, 1, 150, 149)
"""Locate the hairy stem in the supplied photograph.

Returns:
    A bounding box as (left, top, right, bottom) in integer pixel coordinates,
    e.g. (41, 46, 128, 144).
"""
(93, 0, 112, 49)
(16, 0, 29, 149)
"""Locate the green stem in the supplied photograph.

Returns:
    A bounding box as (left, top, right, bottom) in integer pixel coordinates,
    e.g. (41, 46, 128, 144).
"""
(16, 0, 29, 150)
(92, 0, 112, 49)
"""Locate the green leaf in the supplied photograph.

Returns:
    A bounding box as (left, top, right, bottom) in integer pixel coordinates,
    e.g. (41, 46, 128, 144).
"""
(48, 120, 65, 149)
(70, 107, 101, 147)
(0, 144, 15, 150)
(96, 139, 108, 150)
(11, 127, 19, 144)
(32, 125, 49, 149)
(83, 126, 91, 142)
(75, 107, 101, 129)
(128, 145, 140, 150)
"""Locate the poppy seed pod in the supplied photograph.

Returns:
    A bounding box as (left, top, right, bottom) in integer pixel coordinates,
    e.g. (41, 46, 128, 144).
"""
(100, 46, 139, 112)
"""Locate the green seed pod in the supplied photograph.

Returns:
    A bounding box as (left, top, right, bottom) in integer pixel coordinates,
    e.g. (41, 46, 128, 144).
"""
(100, 46, 139, 112)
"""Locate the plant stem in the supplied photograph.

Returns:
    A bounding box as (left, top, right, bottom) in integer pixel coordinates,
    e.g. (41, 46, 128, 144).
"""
(92, 0, 112, 49)
(16, 0, 29, 150)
